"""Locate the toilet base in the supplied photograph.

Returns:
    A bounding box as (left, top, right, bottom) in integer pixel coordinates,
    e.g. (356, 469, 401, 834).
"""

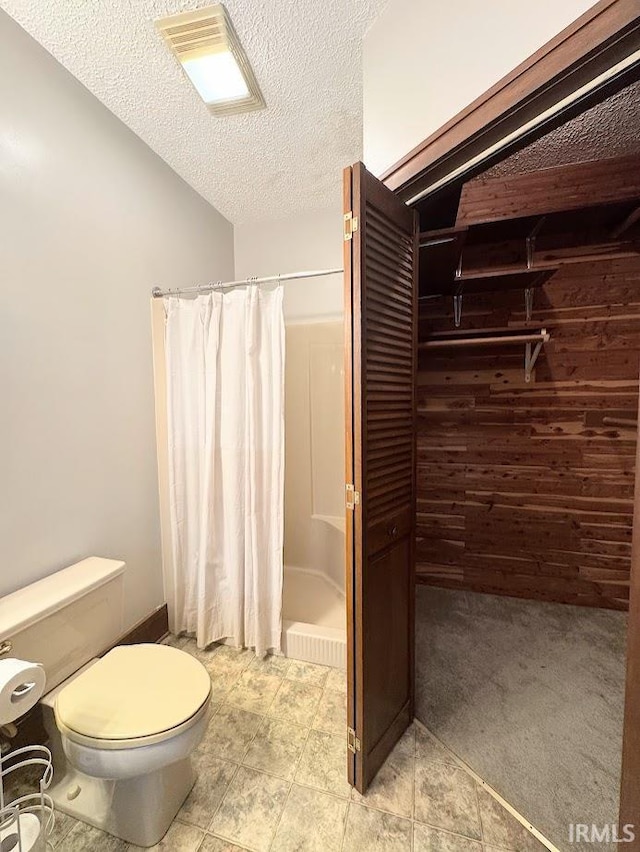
(40, 663, 207, 847)
(47, 758, 195, 847)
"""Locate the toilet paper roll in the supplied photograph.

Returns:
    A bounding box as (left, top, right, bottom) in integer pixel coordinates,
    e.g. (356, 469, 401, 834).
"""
(0, 658, 46, 724)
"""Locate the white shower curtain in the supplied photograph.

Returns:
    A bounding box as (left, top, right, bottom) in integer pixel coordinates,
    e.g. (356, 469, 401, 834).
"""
(164, 284, 285, 656)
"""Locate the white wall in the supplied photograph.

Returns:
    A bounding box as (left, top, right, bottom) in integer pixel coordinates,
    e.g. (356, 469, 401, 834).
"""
(0, 10, 234, 629)
(363, 0, 597, 176)
(234, 210, 343, 323)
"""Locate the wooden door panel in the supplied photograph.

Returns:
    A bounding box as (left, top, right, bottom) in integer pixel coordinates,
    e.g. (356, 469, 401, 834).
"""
(344, 161, 418, 792)
(368, 506, 413, 553)
(362, 538, 412, 777)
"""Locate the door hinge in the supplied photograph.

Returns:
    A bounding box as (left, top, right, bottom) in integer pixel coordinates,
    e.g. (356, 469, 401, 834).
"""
(347, 726, 361, 754)
(344, 212, 359, 241)
(345, 483, 360, 510)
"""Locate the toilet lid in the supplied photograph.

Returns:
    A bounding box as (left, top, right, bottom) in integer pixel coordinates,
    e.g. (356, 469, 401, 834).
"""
(55, 644, 211, 742)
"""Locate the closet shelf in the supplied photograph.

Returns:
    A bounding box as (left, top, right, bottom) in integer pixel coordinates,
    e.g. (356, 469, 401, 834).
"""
(419, 328, 550, 383)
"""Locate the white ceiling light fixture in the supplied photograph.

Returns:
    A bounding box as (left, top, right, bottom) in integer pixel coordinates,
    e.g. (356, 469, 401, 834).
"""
(155, 4, 265, 116)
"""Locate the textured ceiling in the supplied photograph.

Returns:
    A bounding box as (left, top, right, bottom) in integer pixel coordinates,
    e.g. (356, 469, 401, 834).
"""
(480, 79, 640, 179)
(1, 0, 387, 224)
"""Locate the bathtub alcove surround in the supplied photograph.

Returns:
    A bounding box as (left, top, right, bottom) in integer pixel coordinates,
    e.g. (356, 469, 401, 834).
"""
(282, 321, 347, 667)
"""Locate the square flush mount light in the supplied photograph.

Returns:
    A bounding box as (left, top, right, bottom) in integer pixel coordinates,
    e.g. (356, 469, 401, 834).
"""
(155, 4, 265, 116)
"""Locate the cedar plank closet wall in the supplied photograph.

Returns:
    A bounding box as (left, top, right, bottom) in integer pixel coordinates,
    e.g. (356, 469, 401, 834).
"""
(416, 257, 639, 610)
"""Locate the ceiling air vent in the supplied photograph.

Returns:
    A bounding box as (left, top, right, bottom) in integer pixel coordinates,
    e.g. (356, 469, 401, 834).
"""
(155, 4, 265, 116)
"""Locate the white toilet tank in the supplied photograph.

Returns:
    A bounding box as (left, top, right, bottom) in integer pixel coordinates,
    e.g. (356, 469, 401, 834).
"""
(0, 557, 126, 692)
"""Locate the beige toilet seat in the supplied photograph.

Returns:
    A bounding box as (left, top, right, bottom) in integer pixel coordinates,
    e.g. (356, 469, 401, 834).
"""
(55, 644, 211, 750)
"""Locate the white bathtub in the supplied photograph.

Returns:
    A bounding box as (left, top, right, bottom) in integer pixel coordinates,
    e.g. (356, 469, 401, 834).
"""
(282, 565, 346, 668)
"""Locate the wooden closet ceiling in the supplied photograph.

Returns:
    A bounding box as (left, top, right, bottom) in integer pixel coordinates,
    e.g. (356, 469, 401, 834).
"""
(419, 153, 640, 299)
(418, 78, 640, 299)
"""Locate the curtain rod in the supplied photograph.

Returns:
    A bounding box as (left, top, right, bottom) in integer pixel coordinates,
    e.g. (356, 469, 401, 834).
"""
(152, 267, 343, 298)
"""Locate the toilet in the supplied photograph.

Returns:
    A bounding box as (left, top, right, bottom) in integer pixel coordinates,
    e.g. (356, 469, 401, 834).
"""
(1, 557, 211, 847)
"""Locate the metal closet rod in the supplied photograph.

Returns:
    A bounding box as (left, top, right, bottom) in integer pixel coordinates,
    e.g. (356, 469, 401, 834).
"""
(152, 267, 344, 298)
(420, 329, 550, 349)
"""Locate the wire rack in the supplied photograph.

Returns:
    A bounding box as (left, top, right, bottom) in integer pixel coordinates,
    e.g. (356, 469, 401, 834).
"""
(0, 745, 54, 852)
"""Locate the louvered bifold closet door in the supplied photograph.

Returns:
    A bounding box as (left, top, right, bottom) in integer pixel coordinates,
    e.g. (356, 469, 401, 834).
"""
(344, 162, 418, 793)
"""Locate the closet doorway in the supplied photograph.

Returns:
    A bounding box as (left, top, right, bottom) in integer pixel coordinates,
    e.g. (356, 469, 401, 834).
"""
(414, 130, 640, 847)
(343, 2, 640, 845)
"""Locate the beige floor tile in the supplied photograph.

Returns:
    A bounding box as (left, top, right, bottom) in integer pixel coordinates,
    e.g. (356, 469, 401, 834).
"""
(50, 710, 548, 852)
(416, 724, 462, 767)
(206, 651, 255, 700)
(343, 802, 413, 852)
(218, 676, 247, 705)
(414, 761, 481, 840)
(208, 668, 246, 703)
(397, 722, 417, 755)
(476, 789, 546, 851)
(180, 639, 217, 664)
(56, 822, 129, 851)
(50, 811, 78, 847)
(199, 705, 262, 762)
(294, 729, 351, 798)
(312, 689, 346, 736)
(209, 765, 290, 852)
(209, 645, 254, 667)
(248, 653, 291, 676)
(198, 836, 249, 851)
(324, 667, 347, 695)
(126, 820, 204, 851)
(286, 660, 329, 687)
(166, 634, 190, 649)
(269, 679, 323, 726)
(271, 783, 348, 852)
(180, 642, 246, 702)
(242, 717, 308, 779)
(226, 669, 283, 714)
(484, 847, 517, 852)
(179, 755, 237, 829)
(184, 641, 252, 676)
(414, 822, 483, 851)
(351, 733, 414, 818)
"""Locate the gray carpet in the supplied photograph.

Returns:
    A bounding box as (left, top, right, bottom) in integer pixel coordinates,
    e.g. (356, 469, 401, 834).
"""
(415, 586, 628, 852)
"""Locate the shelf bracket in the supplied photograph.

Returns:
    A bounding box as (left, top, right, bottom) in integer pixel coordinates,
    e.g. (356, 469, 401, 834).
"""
(453, 291, 463, 328)
(524, 327, 548, 383)
(526, 216, 546, 270)
(526, 236, 534, 270)
(455, 248, 463, 280)
(524, 287, 534, 322)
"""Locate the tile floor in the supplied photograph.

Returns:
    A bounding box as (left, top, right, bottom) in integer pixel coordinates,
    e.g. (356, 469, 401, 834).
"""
(10, 637, 546, 851)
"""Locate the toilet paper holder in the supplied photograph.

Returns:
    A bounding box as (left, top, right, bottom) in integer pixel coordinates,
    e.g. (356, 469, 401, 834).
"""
(0, 655, 52, 850)
(11, 682, 37, 702)
(0, 659, 47, 725)
(0, 745, 55, 852)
